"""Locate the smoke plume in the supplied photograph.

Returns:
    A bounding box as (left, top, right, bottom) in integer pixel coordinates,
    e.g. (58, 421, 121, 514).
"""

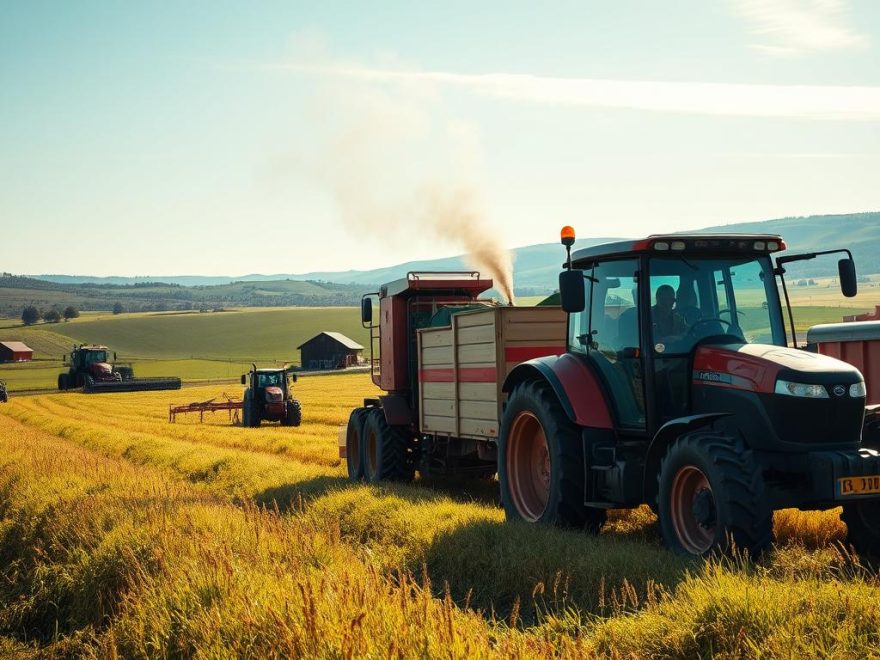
(298, 71, 515, 302)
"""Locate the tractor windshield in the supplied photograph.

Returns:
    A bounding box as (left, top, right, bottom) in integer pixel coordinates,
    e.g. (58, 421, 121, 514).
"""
(256, 372, 282, 388)
(648, 255, 785, 355)
(83, 350, 108, 364)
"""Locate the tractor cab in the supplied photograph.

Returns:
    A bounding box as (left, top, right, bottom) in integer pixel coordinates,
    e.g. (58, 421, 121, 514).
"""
(561, 234, 862, 435)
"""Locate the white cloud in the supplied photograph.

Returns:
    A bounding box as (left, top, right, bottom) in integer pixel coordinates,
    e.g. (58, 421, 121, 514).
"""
(730, 0, 867, 56)
(276, 63, 880, 121)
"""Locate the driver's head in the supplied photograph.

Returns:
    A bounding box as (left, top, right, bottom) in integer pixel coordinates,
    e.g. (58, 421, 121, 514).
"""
(655, 285, 676, 312)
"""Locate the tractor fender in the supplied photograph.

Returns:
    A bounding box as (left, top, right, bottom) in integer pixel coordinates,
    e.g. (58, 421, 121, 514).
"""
(502, 354, 613, 429)
(379, 394, 414, 426)
(642, 413, 731, 502)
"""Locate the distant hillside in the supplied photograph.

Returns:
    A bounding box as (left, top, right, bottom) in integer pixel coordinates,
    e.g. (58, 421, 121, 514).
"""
(13, 211, 880, 315)
(698, 212, 880, 277)
(0, 274, 368, 317)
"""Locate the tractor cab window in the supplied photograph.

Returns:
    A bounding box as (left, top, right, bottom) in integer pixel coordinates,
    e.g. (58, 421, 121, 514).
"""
(257, 372, 281, 388)
(83, 351, 107, 364)
(571, 259, 645, 429)
(648, 255, 785, 422)
(648, 256, 784, 355)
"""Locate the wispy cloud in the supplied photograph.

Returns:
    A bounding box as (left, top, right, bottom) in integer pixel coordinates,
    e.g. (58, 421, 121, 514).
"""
(730, 0, 867, 56)
(274, 63, 880, 121)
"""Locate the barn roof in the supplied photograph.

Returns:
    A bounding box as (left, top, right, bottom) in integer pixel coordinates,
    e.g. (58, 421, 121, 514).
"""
(297, 332, 364, 351)
(0, 341, 33, 353)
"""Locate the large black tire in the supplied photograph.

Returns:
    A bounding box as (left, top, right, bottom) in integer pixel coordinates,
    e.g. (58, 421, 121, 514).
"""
(346, 408, 369, 482)
(658, 431, 772, 557)
(842, 501, 880, 558)
(58, 373, 70, 391)
(498, 381, 606, 532)
(242, 390, 260, 428)
(242, 392, 252, 427)
(362, 408, 414, 483)
(281, 399, 302, 427)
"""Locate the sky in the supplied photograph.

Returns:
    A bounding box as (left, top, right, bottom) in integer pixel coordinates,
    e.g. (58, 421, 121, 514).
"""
(2, 1, 879, 277)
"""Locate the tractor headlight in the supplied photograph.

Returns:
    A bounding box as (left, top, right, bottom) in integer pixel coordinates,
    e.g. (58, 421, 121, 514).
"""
(775, 380, 829, 399)
(850, 381, 867, 398)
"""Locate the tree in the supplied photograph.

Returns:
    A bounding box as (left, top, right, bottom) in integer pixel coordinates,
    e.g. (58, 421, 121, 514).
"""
(43, 309, 62, 323)
(63, 305, 80, 321)
(112, 302, 125, 315)
(21, 306, 40, 325)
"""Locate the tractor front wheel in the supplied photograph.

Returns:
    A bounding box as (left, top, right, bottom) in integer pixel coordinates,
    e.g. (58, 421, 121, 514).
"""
(498, 381, 606, 531)
(362, 408, 414, 483)
(842, 500, 880, 558)
(345, 407, 369, 481)
(58, 373, 69, 391)
(658, 431, 772, 557)
(281, 399, 302, 427)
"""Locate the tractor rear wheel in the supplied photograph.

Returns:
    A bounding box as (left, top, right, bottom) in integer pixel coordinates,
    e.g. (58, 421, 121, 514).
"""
(658, 431, 772, 557)
(362, 408, 414, 483)
(346, 407, 369, 481)
(498, 381, 606, 531)
(842, 500, 880, 558)
(58, 373, 69, 391)
(281, 399, 302, 427)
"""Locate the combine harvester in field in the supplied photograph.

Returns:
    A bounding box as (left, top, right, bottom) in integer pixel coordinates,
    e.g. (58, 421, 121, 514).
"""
(58, 344, 181, 393)
(342, 230, 880, 557)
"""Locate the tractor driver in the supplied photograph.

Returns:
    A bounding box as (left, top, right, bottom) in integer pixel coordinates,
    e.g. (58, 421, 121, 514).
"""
(652, 284, 686, 348)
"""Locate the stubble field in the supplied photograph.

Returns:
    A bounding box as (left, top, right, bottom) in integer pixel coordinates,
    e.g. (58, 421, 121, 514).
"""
(1, 372, 878, 657)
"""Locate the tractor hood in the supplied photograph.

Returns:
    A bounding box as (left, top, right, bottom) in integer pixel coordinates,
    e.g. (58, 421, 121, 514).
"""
(88, 362, 114, 376)
(264, 386, 284, 402)
(693, 343, 863, 394)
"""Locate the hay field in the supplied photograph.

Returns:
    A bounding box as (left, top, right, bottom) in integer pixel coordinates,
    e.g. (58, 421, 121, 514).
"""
(1, 373, 878, 657)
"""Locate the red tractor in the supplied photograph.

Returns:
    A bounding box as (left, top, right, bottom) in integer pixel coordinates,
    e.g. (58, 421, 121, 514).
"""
(345, 235, 880, 557)
(240, 365, 302, 428)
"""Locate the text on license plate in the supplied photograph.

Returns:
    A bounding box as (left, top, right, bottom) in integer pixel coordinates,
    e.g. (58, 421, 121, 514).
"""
(838, 475, 880, 497)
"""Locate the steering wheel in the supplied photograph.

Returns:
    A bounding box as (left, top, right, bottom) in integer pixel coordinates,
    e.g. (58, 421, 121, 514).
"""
(688, 318, 733, 334)
(718, 308, 745, 318)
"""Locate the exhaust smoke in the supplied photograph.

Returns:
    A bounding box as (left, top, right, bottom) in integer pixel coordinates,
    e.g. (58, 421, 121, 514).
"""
(297, 74, 515, 303)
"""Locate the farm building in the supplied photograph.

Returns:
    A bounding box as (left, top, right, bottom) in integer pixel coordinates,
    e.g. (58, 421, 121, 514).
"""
(297, 332, 364, 370)
(0, 341, 34, 362)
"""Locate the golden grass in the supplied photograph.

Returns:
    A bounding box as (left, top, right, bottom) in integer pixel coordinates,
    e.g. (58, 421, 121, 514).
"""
(0, 373, 878, 657)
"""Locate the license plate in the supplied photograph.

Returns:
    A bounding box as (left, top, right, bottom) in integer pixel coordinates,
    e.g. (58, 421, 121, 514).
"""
(837, 475, 880, 497)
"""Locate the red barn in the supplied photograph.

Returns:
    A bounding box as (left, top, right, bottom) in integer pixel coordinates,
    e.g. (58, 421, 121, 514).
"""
(0, 341, 33, 362)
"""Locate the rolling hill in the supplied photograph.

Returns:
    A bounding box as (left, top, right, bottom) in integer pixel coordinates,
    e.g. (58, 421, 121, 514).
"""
(9, 211, 880, 316)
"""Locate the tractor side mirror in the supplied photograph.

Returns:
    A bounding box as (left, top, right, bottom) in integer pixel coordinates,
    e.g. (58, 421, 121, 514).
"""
(559, 270, 586, 313)
(290, 373, 297, 383)
(361, 298, 373, 325)
(240, 374, 247, 385)
(838, 258, 858, 298)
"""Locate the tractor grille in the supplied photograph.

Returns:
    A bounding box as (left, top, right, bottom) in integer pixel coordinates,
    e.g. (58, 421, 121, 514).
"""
(764, 393, 864, 447)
